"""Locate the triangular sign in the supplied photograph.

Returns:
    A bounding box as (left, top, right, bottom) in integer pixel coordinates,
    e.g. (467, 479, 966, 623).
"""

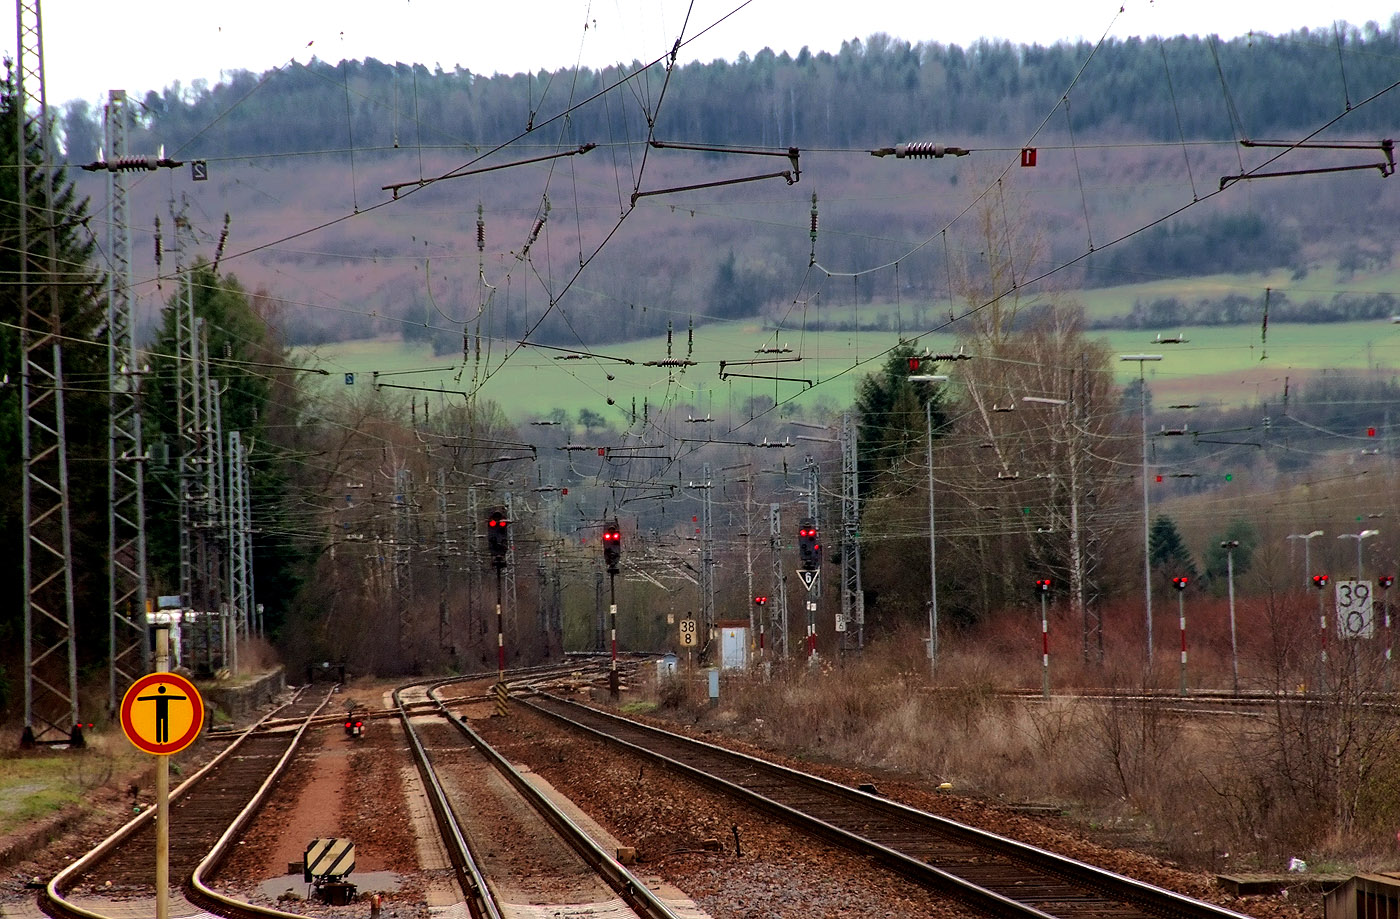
(797, 569, 819, 592)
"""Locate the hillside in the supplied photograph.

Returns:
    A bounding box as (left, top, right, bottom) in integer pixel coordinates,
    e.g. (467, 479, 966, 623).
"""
(65, 25, 1400, 365)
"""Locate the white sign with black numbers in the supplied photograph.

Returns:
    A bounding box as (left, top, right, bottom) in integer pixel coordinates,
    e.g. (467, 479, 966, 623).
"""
(1335, 580, 1375, 639)
(679, 618, 697, 647)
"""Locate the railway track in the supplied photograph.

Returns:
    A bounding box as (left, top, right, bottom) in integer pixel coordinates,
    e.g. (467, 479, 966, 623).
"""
(35, 662, 673, 919)
(521, 692, 1260, 919)
(41, 686, 333, 918)
(391, 673, 697, 919)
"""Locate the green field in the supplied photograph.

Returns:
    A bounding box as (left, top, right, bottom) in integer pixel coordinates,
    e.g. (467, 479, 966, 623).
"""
(298, 268, 1400, 422)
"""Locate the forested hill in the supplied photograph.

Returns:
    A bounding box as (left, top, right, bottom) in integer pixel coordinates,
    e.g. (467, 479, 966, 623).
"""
(60, 23, 1400, 160)
(55, 22, 1400, 351)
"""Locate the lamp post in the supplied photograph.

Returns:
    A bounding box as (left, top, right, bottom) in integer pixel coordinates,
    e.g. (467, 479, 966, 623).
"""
(1287, 530, 1324, 587)
(911, 373, 949, 674)
(1220, 540, 1240, 694)
(1120, 354, 1163, 670)
(1337, 528, 1379, 582)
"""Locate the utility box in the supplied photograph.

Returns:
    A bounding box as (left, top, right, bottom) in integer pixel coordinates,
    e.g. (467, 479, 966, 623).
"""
(656, 653, 678, 678)
(716, 620, 749, 670)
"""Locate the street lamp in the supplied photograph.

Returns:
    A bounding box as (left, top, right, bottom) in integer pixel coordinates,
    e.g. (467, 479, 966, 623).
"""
(1337, 528, 1380, 581)
(1120, 353, 1163, 670)
(1287, 530, 1324, 586)
(911, 373, 950, 674)
(1220, 540, 1241, 694)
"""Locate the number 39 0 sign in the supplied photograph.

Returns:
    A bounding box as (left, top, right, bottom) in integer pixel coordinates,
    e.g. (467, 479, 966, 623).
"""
(1335, 580, 1375, 639)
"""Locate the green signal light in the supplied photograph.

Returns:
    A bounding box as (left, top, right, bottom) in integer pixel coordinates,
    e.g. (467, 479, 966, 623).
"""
(1224, 473, 1233, 481)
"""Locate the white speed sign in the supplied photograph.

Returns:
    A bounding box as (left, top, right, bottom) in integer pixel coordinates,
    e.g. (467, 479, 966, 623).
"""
(1334, 580, 1375, 639)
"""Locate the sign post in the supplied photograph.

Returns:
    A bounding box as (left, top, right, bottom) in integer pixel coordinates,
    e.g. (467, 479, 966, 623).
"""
(120, 628, 204, 919)
(797, 570, 820, 660)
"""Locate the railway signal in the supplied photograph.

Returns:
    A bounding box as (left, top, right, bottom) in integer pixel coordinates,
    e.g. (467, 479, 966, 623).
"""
(486, 508, 510, 702)
(486, 509, 509, 569)
(753, 595, 768, 607)
(798, 518, 821, 571)
(602, 520, 621, 574)
(601, 518, 623, 698)
(1034, 578, 1051, 698)
(1172, 577, 1190, 694)
(1312, 572, 1333, 687)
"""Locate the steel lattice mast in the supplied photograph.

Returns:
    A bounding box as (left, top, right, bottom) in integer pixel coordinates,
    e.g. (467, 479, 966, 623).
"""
(769, 503, 788, 659)
(393, 466, 414, 656)
(104, 89, 151, 708)
(226, 431, 253, 674)
(840, 413, 864, 649)
(503, 491, 518, 631)
(18, 0, 81, 746)
(696, 465, 715, 639)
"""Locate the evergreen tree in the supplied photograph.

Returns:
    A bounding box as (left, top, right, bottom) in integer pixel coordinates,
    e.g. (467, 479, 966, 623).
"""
(853, 341, 949, 503)
(143, 262, 308, 639)
(1203, 519, 1260, 593)
(1150, 515, 1198, 581)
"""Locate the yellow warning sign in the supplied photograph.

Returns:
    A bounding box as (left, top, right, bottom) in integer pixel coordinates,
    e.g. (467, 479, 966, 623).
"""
(120, 672, 204, 755)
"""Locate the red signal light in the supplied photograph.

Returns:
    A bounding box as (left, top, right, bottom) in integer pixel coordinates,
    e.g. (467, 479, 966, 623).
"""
(1172, 576, 1189, 590)
(1312, 574, 1330, 589)
(1381, 575, 1395, 589)
(1368, 427, 1377, 437)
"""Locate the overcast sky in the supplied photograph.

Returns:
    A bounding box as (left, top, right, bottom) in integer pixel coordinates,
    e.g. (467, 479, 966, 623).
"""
(11, 0, 1400, 107)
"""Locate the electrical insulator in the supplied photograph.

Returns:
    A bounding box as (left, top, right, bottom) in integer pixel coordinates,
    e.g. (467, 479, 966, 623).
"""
(895, 142, 970, 159)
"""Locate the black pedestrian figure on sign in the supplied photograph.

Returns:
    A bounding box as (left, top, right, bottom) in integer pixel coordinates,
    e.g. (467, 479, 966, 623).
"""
(136, 684, 187, 744)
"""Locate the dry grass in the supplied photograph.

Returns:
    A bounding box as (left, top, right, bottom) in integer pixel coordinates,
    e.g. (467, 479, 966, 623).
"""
(659, 620, 1400, 875)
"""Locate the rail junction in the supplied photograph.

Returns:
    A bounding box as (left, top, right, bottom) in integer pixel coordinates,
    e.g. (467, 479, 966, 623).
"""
(17, 661, 1386, 919)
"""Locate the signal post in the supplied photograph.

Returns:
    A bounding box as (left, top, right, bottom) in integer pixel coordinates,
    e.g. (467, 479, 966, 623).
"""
(798, 519, 821, 660)
(1172, 576, 1190, 694)
(120, 623, 204, 919)
(603, 520, 621, 699)
(1313, 574, 1330, 693)
(487, 509, 510, 714)
(1035, 579, 1051, 699)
